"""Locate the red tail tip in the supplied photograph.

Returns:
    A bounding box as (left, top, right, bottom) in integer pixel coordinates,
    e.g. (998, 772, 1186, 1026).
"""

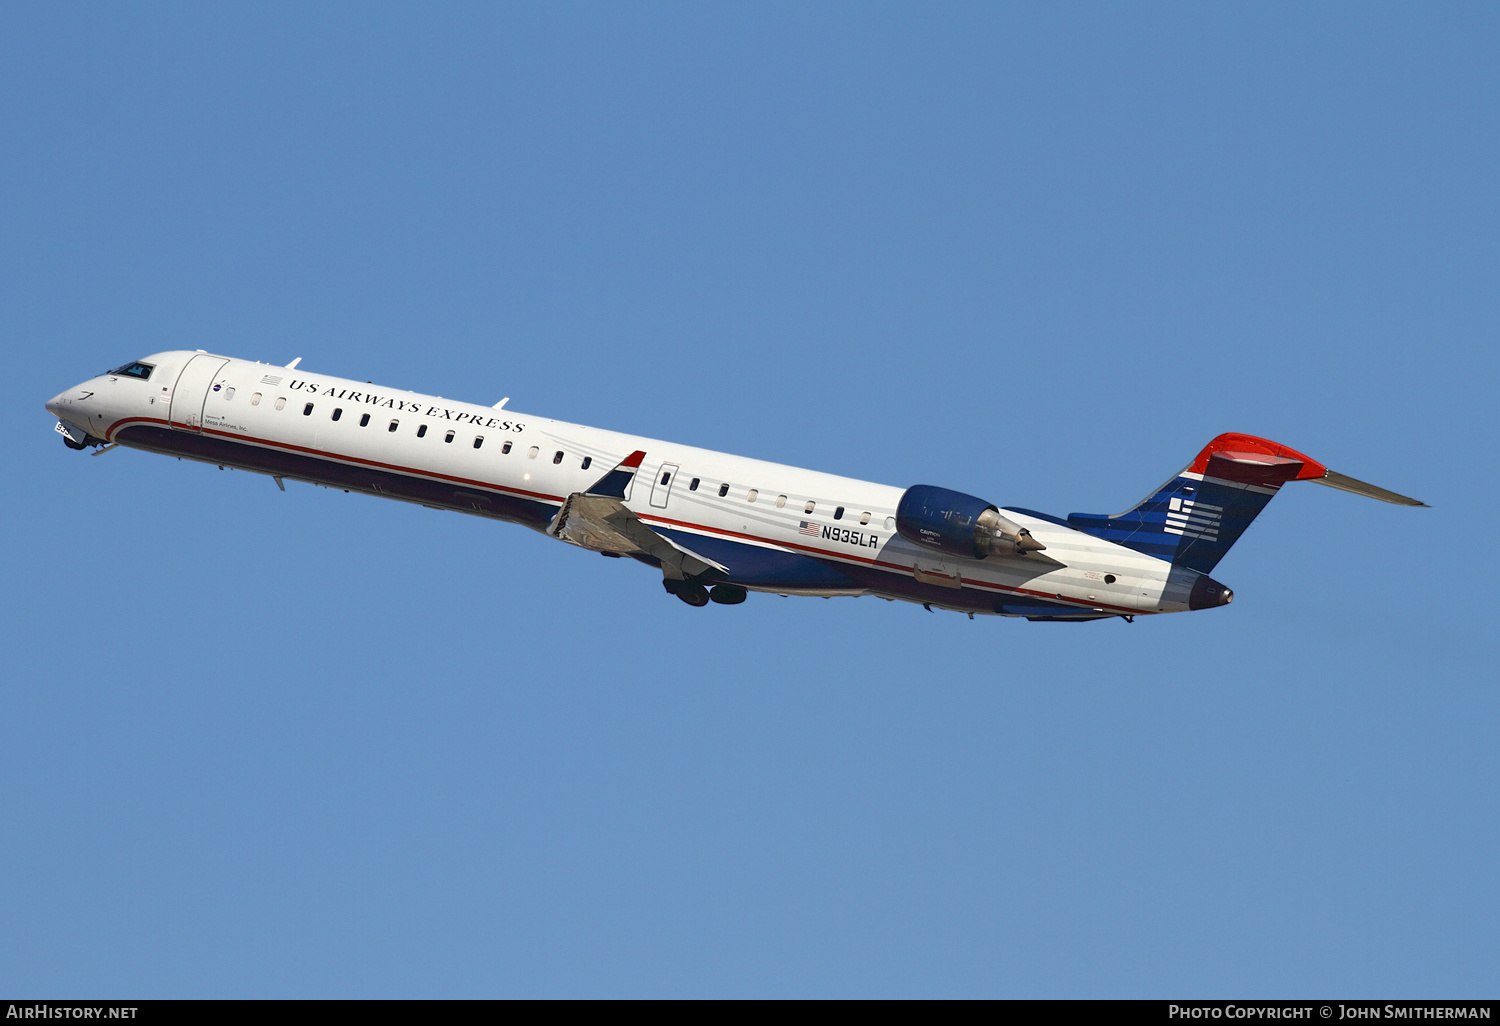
(1188, 433, 1327, 481)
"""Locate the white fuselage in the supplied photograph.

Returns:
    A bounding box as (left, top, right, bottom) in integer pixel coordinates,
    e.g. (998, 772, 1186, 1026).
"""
(48, 351, 1197, 618)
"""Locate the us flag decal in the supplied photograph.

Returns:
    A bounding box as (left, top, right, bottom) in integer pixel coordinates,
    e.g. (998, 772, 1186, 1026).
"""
(798, 521, 820, 537)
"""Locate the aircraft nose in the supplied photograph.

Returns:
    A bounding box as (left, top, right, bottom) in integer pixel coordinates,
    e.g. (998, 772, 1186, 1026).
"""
(46, 382, 98, 433)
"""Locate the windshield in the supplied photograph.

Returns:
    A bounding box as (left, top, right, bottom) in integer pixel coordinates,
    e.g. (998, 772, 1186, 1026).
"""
(107, 361, 155, 381)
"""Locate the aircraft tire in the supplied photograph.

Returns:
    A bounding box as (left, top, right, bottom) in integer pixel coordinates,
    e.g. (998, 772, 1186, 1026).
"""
(675, 583, 710, 607)
(709, 584, 747, 605)
(663, 579, 711, 607)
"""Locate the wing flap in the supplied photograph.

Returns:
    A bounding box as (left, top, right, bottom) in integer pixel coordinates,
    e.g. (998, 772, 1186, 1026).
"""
(550, 492, 727, 579)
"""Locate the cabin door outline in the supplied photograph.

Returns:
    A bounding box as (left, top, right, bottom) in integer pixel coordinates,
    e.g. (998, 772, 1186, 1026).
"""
(649, 463, 680, 509)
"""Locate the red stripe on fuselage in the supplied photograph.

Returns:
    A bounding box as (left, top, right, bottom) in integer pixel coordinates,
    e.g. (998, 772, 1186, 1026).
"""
(105, 416, 1147, 615)
(634, 512, 1144, 614)
(106, 416, 566, 503)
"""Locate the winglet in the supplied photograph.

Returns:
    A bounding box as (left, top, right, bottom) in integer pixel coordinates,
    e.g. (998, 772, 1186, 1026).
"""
(585, 450, 647, 500)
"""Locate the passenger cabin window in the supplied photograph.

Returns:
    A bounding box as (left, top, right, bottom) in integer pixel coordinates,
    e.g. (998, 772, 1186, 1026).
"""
(275, 397, 286, 411)
(332, 408, 343, 421)
(689, 478, 699, 491)
(445, 430, 456, 443)
(250, 392, 262, 406)
(501, 441, 512, 454)
(581, 456, 592, 470)
(388, 420, 398, 432)
(746, 488, 758, 502)
(108, 361, 154, 380)
(359, 413, 370, 427)
(662, 471, 673, 486)
(554, 450, 564, 464)
(804, 500, 816, 514)
(474, 436, 484, 449)
(417, 424, 427, 438)
(834, 506, 844, 520)
(885, 516, 896, 529)
(718, 483, 730, 497)
(224, 387, 235, 400)
(775, 495, 787, 508)
(527, 446, 539, 459)
(303, 403, 314, 416)
(859, 512, 870, 525)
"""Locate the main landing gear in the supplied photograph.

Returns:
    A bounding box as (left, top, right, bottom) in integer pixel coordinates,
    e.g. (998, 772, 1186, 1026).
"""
(663, 579, 747, 607)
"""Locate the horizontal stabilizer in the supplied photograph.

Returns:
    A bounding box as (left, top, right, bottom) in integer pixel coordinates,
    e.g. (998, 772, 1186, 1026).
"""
(1306, 469, 1427, 507)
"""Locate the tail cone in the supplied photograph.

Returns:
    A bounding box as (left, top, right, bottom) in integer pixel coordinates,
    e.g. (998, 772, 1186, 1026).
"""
(1189, 575, 1234, 610)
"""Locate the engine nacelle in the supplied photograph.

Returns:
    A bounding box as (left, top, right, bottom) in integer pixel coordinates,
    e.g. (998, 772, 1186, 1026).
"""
(895, 484, 1046, 559)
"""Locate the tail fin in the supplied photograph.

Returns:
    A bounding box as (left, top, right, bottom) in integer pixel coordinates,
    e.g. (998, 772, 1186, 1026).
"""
(1066, 433, 1426, 573)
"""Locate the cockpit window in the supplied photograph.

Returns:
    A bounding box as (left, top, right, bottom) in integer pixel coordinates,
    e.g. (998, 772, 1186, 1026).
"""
(108, 361, 154, 381)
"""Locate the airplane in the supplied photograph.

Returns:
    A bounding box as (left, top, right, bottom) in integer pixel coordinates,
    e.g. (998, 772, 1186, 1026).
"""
(46, 350, 1426, 621)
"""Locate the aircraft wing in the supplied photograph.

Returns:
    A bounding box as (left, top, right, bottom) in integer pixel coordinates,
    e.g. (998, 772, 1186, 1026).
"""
(549, 451, 728, 579)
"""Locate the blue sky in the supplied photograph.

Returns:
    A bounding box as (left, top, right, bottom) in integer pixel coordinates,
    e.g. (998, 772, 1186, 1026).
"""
(2, 2, 1496, 997)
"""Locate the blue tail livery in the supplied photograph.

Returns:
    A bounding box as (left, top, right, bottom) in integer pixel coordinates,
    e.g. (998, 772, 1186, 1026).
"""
(1065, 433, 1426, 574)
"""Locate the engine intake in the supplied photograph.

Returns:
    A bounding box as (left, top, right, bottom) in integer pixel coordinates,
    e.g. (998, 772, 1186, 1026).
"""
(896, 485, 1045, 559)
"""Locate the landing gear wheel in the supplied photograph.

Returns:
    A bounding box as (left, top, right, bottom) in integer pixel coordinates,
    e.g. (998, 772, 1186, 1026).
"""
(709, 584, 747, 605)
(662, 579, 710, 607)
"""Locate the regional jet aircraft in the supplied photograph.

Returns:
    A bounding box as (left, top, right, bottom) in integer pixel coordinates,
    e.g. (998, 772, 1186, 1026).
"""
(47, 352, 1425, 620)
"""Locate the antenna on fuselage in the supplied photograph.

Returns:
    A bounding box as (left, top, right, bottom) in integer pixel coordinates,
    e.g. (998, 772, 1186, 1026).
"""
(493, 397, 510, 409)
(285, 357, 302, 370)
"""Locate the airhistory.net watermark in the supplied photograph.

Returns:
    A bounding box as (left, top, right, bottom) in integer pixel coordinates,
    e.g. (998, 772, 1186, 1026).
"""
(5, 1007, 137, 1020)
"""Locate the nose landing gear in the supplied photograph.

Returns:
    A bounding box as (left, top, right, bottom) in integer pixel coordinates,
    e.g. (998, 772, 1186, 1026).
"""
(55, 420, 104, 450)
